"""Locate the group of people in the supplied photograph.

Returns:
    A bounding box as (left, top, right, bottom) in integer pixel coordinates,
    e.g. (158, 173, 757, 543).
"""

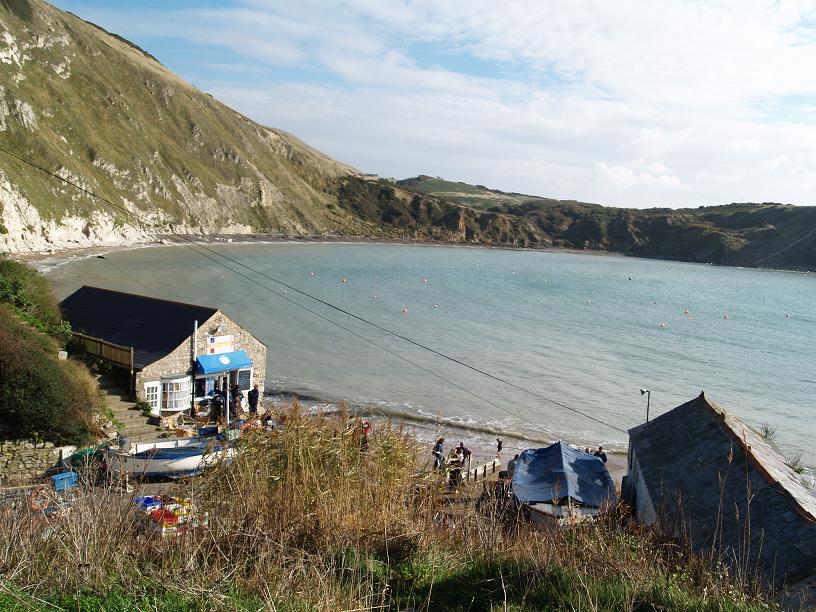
(432, 438, 472, 471)
(584, 445, 608, 463)
(206, 381, 261, 424)
(434, 437, 609, 485)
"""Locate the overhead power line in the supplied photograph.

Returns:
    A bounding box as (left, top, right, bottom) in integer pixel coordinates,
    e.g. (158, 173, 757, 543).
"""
(0, 143, 627, 434)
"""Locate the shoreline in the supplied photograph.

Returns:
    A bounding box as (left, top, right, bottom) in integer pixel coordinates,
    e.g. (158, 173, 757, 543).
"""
(262, 391, 629, 485)
(16, 232, 815, 277)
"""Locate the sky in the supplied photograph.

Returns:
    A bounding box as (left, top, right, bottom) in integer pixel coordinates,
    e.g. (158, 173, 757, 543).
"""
(51, 0, 816, 208)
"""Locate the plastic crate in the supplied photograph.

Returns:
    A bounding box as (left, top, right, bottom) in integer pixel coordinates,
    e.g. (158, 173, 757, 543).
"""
(51, 471, 78, 492)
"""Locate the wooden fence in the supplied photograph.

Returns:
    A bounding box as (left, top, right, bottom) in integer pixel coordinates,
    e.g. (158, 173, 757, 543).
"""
(72, 332, 134, 371)
(464, 458, 501, 483)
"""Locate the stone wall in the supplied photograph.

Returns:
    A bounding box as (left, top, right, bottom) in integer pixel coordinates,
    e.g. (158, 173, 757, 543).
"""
(134, 310, 267, 403)
(0, 439, 65, 484)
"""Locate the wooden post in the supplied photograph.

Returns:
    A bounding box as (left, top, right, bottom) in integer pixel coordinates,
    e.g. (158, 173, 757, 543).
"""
(129, 346, 135, 400)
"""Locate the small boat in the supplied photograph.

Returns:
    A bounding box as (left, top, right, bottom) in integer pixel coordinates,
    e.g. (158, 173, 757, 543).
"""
(105, 437, 232, 479)
(512, 441, 616, 526)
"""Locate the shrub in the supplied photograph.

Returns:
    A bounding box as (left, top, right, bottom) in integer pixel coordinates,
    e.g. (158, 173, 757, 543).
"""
(0, 257, 70, 341)
(0, 305, 99, 445)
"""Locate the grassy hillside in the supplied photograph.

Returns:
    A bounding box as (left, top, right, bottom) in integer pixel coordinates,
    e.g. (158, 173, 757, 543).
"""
(0, 257, 99, 444)
(1, 0, 813, 271)
(0, 0, 363, 252)
(399, 176, 816, 271)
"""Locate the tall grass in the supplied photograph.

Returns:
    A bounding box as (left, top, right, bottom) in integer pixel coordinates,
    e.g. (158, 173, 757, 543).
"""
(0, 405, 772, 610)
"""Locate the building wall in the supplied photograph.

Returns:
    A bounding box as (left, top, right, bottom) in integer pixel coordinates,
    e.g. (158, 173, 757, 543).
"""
(134, 311, 267, 404)
(629, 451, 657, 525)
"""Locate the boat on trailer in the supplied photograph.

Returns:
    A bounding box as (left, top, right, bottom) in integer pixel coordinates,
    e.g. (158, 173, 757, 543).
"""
(105, 437, 231, 479)
(511, 441, 616, 526)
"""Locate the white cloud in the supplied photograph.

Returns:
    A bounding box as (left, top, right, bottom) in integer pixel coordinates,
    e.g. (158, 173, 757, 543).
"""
(53, 0, 816, 207)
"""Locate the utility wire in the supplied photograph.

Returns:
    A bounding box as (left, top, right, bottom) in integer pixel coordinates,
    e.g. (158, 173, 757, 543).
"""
(0, 143, 629, 435)
(6, 143, 815, 531)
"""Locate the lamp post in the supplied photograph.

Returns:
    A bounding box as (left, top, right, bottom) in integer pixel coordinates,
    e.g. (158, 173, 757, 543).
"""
(640, 388, 651, 422)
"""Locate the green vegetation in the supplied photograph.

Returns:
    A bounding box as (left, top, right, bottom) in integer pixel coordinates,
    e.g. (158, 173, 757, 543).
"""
(398, 176, 816, 271)
(0, 257, 70, 340)
(0, 257, 99, 444)
(0, 407, 771, 610)
(2, 4, 815, 272)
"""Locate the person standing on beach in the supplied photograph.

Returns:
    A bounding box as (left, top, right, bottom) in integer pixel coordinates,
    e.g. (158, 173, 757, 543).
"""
(433, 437, 445, 470)
(594, 446, 608, 463)
(247, 384, 260, 414)
(496, 438, 503, 456)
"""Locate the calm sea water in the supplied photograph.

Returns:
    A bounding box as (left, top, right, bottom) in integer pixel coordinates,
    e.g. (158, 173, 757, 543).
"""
(43, 242, 816, 465)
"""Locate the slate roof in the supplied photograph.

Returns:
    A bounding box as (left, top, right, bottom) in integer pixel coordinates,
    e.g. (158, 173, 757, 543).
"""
(60, 286, 218, 369)
(629, 392, 816, 588)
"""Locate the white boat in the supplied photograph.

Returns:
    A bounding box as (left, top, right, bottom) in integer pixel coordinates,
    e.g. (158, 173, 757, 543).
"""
(512, 441, 616, 527)
(105, 437, 232, 479)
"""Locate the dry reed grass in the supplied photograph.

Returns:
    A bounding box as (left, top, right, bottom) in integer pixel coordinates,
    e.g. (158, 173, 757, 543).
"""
(0, 404, 772, 610)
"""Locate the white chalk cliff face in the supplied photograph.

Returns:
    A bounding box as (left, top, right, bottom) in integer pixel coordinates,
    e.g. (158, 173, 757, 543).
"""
(0, 0, 362, 255)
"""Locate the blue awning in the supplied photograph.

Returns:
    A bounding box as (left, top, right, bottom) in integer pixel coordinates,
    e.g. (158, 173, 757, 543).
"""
(195, 350, 252, 375)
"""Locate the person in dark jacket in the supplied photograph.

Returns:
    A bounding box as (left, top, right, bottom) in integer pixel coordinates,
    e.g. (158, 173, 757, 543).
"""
(594, 446, 608, 463)
(247, 384, 260, 414)
(432, 437, 445, 470)
(231, 385, 243, 411)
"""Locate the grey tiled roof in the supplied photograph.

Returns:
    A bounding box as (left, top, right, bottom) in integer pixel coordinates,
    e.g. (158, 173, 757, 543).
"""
(629, 392, 816, 588)
(60, 286, 218, 368)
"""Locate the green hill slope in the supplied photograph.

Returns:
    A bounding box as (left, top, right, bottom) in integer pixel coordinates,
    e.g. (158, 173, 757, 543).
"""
(398, 175, 816, 271)
(0, 0, 814, 272)
(0, 0, 365, 252)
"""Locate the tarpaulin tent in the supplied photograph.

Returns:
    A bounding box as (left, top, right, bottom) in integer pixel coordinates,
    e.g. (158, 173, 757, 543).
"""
(512, 441, 616, 508)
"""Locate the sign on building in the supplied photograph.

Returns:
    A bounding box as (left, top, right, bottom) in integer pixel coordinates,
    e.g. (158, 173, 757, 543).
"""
(207, 335, 234, 354)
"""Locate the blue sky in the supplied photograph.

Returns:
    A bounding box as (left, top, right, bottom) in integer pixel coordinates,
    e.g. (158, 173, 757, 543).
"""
(52, 0, 816, 208)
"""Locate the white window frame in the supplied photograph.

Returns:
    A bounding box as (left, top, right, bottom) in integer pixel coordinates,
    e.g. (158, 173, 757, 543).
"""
(161, 376, 191, 412)
(144, 382, 160, 415)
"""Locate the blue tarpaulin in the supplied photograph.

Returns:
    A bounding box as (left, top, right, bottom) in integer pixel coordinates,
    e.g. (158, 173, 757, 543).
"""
(195, 350, 252, 375)
(512, 441, 616, 507)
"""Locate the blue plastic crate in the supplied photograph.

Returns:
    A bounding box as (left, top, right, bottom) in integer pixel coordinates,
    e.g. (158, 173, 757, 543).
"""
(51, 471, 78, 492)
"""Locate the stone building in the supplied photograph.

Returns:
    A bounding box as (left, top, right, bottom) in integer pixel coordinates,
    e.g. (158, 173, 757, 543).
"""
(60, 286, 266, 417)
(625, 392, 816, 590)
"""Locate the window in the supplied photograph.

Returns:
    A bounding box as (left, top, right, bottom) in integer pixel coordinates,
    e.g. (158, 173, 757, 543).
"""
(161, 377, 191, 412)
(144, 382, 160, 411)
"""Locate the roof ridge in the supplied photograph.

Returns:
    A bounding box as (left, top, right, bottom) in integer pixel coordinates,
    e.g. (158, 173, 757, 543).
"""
(72, 285, 219, 313)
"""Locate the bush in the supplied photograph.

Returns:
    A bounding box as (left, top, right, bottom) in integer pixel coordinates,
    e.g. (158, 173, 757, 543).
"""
(0, 257, 70, 341)
(0, 305, 99, 445)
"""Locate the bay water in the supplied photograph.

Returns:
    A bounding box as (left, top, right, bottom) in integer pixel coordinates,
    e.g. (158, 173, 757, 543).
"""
(42, 242, 816, 466)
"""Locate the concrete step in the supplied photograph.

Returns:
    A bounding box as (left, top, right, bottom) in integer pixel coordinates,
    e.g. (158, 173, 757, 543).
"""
(120, 426, 161, 438)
